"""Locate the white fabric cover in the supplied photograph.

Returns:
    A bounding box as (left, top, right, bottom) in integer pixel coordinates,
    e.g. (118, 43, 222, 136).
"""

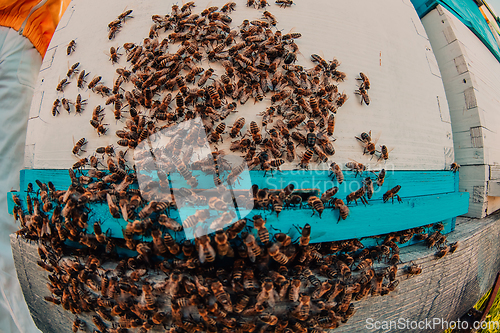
(0, 26, 42, 333)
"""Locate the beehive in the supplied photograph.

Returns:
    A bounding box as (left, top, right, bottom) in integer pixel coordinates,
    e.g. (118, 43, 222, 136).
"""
(8, 0, 478, 332)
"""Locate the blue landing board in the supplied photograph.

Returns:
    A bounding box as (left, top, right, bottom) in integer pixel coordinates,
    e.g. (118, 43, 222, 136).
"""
(7, 169, 468, 244)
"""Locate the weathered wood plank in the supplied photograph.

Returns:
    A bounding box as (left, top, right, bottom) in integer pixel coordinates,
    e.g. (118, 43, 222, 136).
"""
(12, 212, 500, 333)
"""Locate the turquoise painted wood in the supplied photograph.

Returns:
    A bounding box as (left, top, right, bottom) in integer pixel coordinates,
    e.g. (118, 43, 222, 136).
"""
(7, 169, 469, 245)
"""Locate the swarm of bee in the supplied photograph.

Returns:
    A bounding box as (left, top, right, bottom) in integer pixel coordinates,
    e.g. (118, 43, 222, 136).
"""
(53, 1, 360, 174)
(15, 175, 447, 333)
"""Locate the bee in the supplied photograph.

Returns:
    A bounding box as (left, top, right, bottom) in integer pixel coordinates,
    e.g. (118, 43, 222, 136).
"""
(308, 196, 324, 218)
(72, 157, 88, 170)
(284, 140, 296, 162)
(183, 209, 210, 229)
(210, 211, 236, 230)
(105, 93, 122, 107)
(210, 122, 226, 143)
(221, 2, 236, 12)
(383, 185, 402, 203)
(450, 241, 459, 253)
(355, 84, 370, 105)
(211, 281, 233, 312)
(245, 234, 262, 262)
(405, 261, 422, 277)
(336, 92, 348, 107)
(435, 247, 449, 259)
(95, 84, 111, 96)
(158, 214, 183, 232)
(37, 260, 54, 272)
(371, 169, 386, 187)
(44, 296, 61, 305)
(72, 138, 87, 155)
(198, 68, 214, 87)
(247, 0, 255, 7)
(355, 131, 377, 156)
(263, 159, 285, 176)
(287, 114, 306, 129)
(326, 114, 336, 136)
(66, 40, 76, 56)
(229, 117, 245, 138)
(58, 98, 71, 114)
(214, 230, 234, 257)
(299, 149, 314, 169)
(451, 162, 460, 172)
(75, 94, 87, 114)
(108, 18, 121, 31)
(92, 315, 108, 332)
(249, 121, 262, 143)
(76, 70, 89, 89)
(346, 187, 368, 206)
(96, 145, 115, 157)
(197, 235, 216, 264)
(118, 9, 133, 21)
(66, 62, 80, 78)
(93, 228, 107, 251)
(88, 76, 102, 90)
(357, 72, 370, 89)
(230, 137, 251, 152)
(56, 78, 70, 92)
(328, 162, 344, 184)
(276, 0, 293, 7)
(208, 197, 228, 211)
(334, 198, 349, 223)
(52, 99, 60, 116)
(345, 161, 366, 177)
(320, 186, 338, 205)
(376, 144, 390, 161)
(363, 177, 374, 199)
(251, 215, 269, 244)
(283, 33, 302, 42)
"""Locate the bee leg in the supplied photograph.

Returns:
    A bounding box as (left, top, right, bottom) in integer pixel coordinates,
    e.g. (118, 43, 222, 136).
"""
(396, 195, 402, 203)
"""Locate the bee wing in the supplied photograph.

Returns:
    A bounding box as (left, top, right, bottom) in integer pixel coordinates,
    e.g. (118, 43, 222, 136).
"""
(268, 290, 278, 308)
(291, 285, 300, 302)
(119, 199, 129, 221)
(206, 242, 216, 259)
(198, 244, 207, 264)
(106, 193, 115, 207)
(41, 218, 51, 237)
(256, 289, 269, 305)
(245, 243, 256, 263)
(372, 131, 382, 145)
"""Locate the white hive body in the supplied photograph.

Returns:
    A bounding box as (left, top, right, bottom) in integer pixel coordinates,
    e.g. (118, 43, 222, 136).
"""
(25, 0, 453, 172)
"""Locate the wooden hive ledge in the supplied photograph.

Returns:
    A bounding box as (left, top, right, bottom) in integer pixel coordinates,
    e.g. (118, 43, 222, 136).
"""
(11, 212, 500, 333)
